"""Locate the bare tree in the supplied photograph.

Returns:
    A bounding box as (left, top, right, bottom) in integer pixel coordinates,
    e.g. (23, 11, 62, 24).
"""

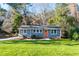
(32, 3, 54, 25)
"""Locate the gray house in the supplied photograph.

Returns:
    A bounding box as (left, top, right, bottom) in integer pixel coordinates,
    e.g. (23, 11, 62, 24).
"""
(18, 25, 61, 39)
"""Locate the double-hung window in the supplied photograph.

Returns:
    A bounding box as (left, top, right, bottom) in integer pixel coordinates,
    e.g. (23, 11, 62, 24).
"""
(54, 30, 56, 34)
(40, 30, 42, 33)
(51, 30, 54, 34)
(37, 30, 39, 32)
(33, 30, 35, 33)
(20, 29, 23, 34)
(51, 29, 57, 34)
(24, 29, 27, 33)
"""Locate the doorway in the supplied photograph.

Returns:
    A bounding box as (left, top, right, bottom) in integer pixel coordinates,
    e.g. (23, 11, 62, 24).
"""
(44, 30, 48, 38)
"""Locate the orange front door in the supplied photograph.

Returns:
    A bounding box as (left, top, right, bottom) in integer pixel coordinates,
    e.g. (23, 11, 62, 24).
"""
(44, 30, 48, 38)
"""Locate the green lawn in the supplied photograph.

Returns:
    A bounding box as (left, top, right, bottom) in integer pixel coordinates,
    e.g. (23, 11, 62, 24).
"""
(0, 39, 79, 56)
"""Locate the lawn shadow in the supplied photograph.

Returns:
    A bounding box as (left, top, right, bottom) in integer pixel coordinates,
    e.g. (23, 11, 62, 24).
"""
(1, 40, 79, 46)
(0, 40, 34, 44)
(65, 43, 79, 46)
(0, 40, 62, 45)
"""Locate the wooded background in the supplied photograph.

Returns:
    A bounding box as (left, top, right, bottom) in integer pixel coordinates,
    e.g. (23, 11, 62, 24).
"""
(0, 3, 79, 40)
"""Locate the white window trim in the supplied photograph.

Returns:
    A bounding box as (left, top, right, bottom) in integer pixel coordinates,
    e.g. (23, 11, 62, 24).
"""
(40, 30, 42, 33)
(24, 29, 27, 33)
(51, 29, 57, 35)
(20, 29, 23, 34)
(33, 28, 42, 33)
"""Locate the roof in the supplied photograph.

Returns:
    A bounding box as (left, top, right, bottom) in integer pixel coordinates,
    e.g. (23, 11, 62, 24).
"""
(19, 25, 61, 28)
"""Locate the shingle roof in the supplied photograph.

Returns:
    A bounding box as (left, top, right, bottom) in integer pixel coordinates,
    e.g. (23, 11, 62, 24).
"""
(20, 25, 60, 28)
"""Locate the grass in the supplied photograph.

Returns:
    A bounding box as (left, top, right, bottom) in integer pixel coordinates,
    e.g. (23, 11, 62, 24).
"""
(0, 39, 79, 56)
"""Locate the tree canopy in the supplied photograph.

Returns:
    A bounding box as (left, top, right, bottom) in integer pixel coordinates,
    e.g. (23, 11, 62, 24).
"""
(0, 3, 79, 39)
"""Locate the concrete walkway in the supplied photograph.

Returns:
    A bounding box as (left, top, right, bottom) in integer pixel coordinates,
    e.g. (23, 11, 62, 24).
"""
(0, 36, 22, 41)
(0, 37, 51, 41)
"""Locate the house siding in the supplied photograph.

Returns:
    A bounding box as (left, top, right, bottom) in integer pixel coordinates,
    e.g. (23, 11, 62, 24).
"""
(48, 28, 60, 38)
(18, 25, 61, 38)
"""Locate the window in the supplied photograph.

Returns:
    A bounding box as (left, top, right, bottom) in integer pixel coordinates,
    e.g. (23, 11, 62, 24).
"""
(37, 30, 39, 32)
(57, 30, 60, 34)
(51, 30, 57, 34)
(20, 29, 23, 34)
(51, 30, 54, 33)
(33, 29, 42, 33)
(24, 30, 27, 33)
(54, 30, 56, 34)
(33, 30, 35, 32)
(40, 30, 42, 32)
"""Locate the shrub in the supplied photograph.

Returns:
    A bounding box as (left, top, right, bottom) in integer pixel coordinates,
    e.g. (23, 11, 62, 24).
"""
(31, 35, 43, 39)
(31, 35, 36, 39)
(72, 32, 79, 40)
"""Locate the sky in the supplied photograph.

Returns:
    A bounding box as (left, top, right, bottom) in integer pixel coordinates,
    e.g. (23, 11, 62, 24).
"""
(28, 3, 56, 13)
(0, 3, 56, 13)
(1, 3, 79, 14)
(0, 3, 10, 10)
